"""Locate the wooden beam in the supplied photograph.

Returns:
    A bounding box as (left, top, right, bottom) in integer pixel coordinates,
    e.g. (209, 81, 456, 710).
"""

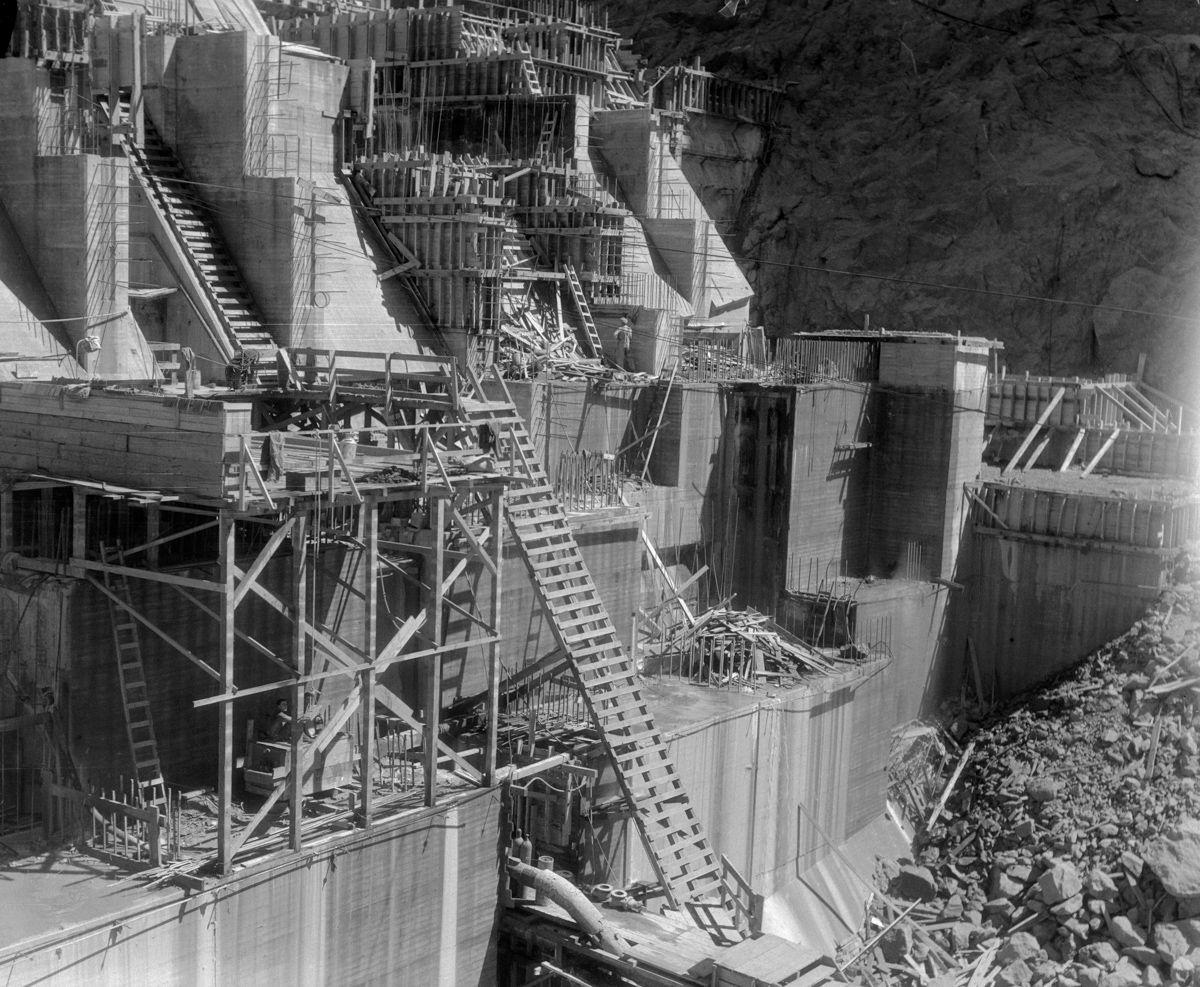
(1059, 428, 1086, 472)
(218, 514, 236, 874)
(1002, 386, 1065, 475)
(641, 564, 709, 621)
(374, 683, 481, 783)
(426, 497, 445, 807)
(962, 487, 1009, 531)
(72, 557, 223, 593)
(360, 503, 378, 828)
(84, 575, 220, 681)
(1020, 432, 1053, 472)
(168, 583, 285, 670)
(232, 516, 297, 609)
(640, 529, 696, 625)
(1081, 427, 1121, 477)
(192, 635, 500, 709)
(290, 513, 308, 852)
(118, 519, 218, 564)
(450, 506, 498, 576)
(484, 489, 503, 784)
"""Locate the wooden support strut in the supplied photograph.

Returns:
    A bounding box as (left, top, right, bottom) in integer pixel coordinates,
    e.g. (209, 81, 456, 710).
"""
(1082, 427, 1121, 477)
(1002, 386, 1065, 475)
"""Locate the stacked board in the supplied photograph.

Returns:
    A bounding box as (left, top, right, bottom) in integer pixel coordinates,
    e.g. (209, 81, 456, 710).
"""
(0, 382, 251, 498)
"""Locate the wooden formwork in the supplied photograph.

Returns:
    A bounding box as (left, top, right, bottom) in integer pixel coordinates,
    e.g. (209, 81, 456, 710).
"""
(1080, 428, 1200, 479)
(975, 482, 1200, 550)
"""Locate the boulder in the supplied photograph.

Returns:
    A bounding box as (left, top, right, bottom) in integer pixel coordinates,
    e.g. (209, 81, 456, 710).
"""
(1052, 893, 1085, 920)
(1108, 915, 1147, 949)
(1144, 820, 1200, 898)
(1026, 777, 1061, 802)
(1170, 956, 1195, 982)
(997, 931, 1042, 965)
(996, 959, 1034, 986)
(1152, 919, 1200, 964)
(1041, 861, 1084, 904)
(1088, 870, 1120, 901)
(894, 864, 938, 902)
(1080, 941, 1122, 968)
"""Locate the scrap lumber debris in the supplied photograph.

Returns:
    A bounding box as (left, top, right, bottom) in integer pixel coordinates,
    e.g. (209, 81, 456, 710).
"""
(847, 555, 1200, 987)
(647, 606, 854, 689)
(496, 284, 654, 384)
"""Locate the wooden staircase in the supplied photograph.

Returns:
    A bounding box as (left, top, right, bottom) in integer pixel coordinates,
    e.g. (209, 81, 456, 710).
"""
(562, 261, 604, 360)
(99, 544, 167, 811)
(460, 370, 723, 907)
(117, 109, 275, 355)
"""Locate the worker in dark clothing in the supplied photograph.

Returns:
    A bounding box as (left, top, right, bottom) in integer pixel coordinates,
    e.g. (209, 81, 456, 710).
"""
(269, 698, 292, 741)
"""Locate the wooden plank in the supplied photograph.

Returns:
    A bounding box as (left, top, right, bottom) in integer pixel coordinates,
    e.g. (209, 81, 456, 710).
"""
(218, 515, 236, 874)
(1002, 387, 1065, 474)
(426, 497, 445, 807)
(290, 514, 308, 852)
(232, 517, 297, 609)
(1081, 427, 1121, 476)
(1059, 427, 1086, 472)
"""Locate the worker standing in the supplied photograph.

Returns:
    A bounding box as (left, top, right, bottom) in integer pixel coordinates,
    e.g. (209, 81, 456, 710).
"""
(615, 316, 635, 372)
(269, 698, 292, 741)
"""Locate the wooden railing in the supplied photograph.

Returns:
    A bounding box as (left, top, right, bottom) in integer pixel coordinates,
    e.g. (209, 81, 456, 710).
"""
(719, 854, 763, 936)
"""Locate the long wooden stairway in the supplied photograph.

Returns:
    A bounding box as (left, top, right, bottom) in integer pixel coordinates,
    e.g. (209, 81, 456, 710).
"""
(114, 106, 275, 356)
(460, 370, 722, 907)
(99, 544, 167, 811)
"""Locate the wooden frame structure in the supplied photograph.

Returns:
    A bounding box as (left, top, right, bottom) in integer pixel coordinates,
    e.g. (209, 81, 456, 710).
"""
(0, 353, 521, 876)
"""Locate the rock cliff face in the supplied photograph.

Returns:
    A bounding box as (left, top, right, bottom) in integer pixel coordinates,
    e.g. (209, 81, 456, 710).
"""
(607, 0, 1200, 397)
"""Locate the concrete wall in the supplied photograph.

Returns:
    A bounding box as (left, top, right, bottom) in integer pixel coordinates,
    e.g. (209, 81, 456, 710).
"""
(0, 61, 155, 378)
(674, 114, 767, 229)
(614, 662, 896, 901)
(444, 511, 643, 696)
(786, 384, 874, 581)
(965, 531, 1171, 699)
(498, 379, 648, 471)
(149, 31, 430, 354)
(722, 387, 792, 610)
(869, 340, 990, 580)
(0, 788, 503, 986)
(0, 60, 43, 253)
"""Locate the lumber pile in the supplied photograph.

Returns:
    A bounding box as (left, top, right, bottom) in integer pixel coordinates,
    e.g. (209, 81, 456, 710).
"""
(850, 562, 1200, 987)
(496, 286, 654, 384)
(646, 606, 847, 689)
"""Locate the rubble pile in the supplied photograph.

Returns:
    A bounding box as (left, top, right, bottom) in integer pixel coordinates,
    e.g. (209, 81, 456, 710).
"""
(642, 604, 866, 690)
(854, 567, 1200, 986)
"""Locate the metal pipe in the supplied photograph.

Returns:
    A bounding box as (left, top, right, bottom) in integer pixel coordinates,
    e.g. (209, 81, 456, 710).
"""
(505, 857, 633, 960)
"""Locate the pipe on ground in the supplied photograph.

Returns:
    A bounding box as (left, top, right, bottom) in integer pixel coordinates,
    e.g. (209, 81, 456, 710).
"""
(506, 857, 633, 960)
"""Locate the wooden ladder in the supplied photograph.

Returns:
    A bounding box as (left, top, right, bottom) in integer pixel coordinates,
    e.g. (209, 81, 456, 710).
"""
(534, 111, 558, 160)
(459, 371, 723, 907)
(562, 260, 604, 360)
(99, 544, 167, 811)
(516, 42, 543, 96)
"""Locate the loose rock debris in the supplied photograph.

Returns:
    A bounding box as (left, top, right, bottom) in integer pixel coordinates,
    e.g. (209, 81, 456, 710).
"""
(847, 556, 1200, 986)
